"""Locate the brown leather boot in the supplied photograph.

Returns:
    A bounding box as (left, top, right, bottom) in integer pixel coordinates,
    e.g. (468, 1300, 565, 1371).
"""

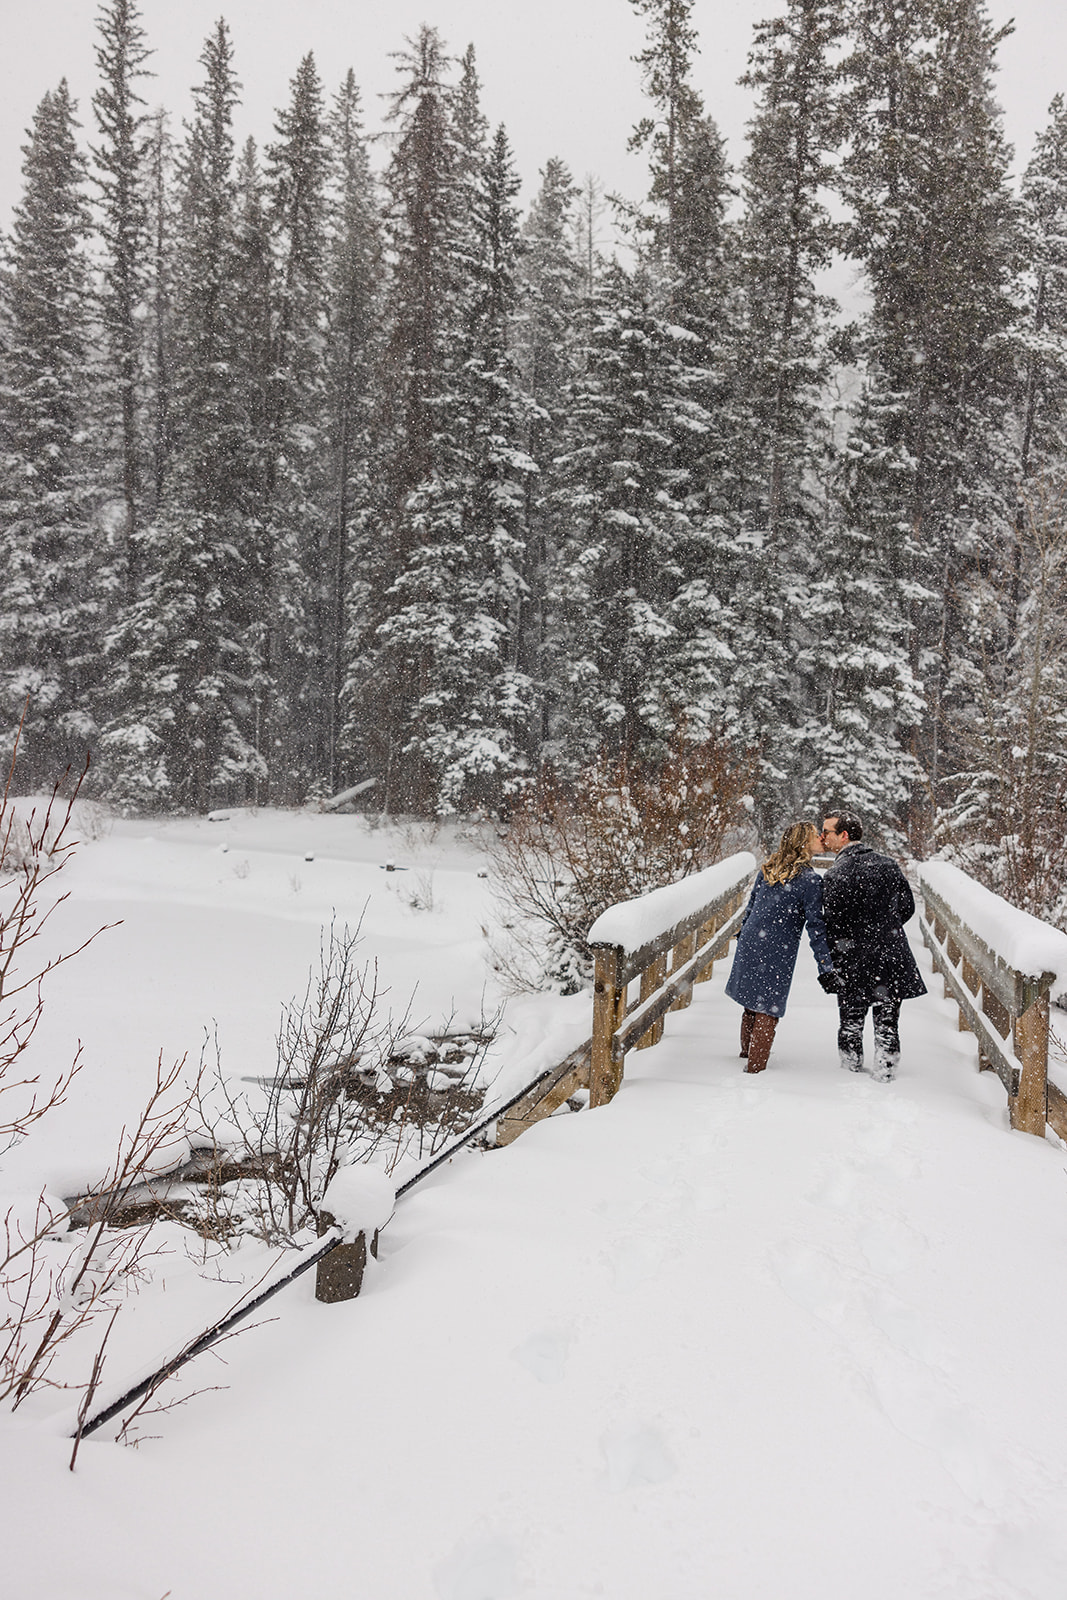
(744, 1012, 778, 1072)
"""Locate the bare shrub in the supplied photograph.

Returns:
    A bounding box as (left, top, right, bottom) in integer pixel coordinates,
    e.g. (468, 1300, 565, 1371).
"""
(0, 759, 115, 1156)
(188, 923, 496, 1246)
(489, 735, 757, 990)
(3, 1051, 207, 1465)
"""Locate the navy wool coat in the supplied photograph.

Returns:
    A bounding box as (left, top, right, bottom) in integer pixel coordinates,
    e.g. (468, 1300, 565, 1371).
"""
(725, 866, 834, 1018)
(821, 843, 927, 1003)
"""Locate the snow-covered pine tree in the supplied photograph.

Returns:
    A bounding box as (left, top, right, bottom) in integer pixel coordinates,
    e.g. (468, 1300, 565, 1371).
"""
(623, 0, 744, 765)
(726, 0, 845, 818)
(796, 385, 926, 845)
(428, 118, 539, 810)
(0, 81, 100, 782)
(145, 108, 174, 512)
(346, 27, 465, 810)
(550, 260, 721, 768)
(262, 53, 332, 799)
(90, 0, 153, 602)
(1012, 96, 1067, 589)
(841, 0, 1019, 830)
(514, 157, 583, 759)
(366, 42, 537, 812)
(326, 71, 381, 795)
(100, 21, 267, 810)
(626, 0, 706, 278)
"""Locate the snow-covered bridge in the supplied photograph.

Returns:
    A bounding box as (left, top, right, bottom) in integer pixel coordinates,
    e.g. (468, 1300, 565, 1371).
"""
(9, 836, 1067, 1600)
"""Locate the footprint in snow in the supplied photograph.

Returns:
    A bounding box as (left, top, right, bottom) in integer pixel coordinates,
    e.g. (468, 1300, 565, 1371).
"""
(771, 1239, 853, 1327)
(433, 1530, 519, 1600)
(866, 1357, 1004, 1507)
(604, 1230, 678, 1292)
(511, 1325, 573, 1385)
(857, 1215, 923, 1277)
(807, 1163, 863, 1210)
(600, 1418, 677, 1492)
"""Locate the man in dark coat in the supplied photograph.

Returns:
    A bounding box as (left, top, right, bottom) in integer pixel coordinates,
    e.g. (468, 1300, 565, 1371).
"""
(820, 811, 927, 1081)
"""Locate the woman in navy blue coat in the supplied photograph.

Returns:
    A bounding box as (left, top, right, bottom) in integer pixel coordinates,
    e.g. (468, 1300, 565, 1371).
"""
(725, 821, 835, 1072)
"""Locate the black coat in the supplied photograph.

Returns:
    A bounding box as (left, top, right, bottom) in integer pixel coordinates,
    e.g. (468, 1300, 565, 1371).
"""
(821, 844, 927, 1003)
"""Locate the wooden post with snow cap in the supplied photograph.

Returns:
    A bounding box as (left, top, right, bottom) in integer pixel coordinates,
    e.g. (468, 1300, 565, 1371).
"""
(919, 863, 1064, 1141)
(314, 1167, 395, 1303)
(1011, 992, 1049, 1137)
(590, 947, 625, 1106)
(585, 853, 758, 1111)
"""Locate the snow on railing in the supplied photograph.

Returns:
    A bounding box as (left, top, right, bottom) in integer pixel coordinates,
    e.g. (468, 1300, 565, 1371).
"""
(918, 861, 1067, 1142)
(584, 851, 757, 1109)
(587, 852, 757, 955)
(920, 861, 1067, 1006)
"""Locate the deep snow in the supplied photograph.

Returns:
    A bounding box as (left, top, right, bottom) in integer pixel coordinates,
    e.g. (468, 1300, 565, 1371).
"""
(3, 811, 1067, 1600)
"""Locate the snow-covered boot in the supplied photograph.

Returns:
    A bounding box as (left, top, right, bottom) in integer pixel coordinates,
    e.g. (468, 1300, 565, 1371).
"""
(871, 1049, 898, 1083)
(839, 1049, 864, 1073)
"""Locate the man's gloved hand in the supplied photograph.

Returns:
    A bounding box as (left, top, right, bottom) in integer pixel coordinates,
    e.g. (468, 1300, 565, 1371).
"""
(817, 969, 839, 994)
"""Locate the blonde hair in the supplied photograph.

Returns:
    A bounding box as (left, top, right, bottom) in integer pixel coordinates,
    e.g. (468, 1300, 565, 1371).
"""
(761, 821, 817, 886)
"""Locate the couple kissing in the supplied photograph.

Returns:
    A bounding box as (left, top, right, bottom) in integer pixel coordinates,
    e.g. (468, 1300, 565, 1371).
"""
(724, 811, 927, 1079)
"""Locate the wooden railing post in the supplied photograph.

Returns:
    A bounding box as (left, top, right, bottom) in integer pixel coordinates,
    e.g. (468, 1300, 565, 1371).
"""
(590, 947, 624, 1108)
(636, 955, 667, 1049)
(669, 932, 697, 1011)
(1012, 994, 1049, 1137)
(694, 916, 717, 983)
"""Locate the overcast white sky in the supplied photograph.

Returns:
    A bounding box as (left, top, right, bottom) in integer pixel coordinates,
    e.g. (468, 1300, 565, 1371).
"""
(2, 0, 1066, 230)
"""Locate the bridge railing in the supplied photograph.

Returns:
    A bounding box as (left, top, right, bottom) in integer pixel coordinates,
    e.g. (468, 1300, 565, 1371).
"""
(584, 852, 757, 1108)
(918, 861, 1067, 1140)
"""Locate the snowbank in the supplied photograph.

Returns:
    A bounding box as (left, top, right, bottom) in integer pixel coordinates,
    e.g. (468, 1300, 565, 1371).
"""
(920, 859, 1067, 1002)
(587, 852, 756, 952)
(319, 1164, 395, 1242)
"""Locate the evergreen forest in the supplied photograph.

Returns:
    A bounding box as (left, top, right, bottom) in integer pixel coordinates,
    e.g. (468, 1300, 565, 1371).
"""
(2, 0, 1066, 923)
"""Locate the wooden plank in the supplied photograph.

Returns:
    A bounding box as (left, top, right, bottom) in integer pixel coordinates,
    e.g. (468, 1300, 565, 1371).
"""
(669, 932, 697, 1011)
(590, 948, 624, 1108)
(920, 916, 1019, 1097)
(694, 917, 716, 983)
(637, 956, 667, 1049)
(1012, 996, 1049, 1137)
(982, 985, 1011, 1041)
(1047, 1080, 1067, 1144)
(495, 1044, 592, 1146)
(611, 902, 747, 1060)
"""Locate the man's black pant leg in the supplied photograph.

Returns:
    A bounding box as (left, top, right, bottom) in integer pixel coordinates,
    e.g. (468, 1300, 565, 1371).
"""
(837, 991, 866, 1071)
(871, 993, 902, 1080)
(837, 989, 902, 1078)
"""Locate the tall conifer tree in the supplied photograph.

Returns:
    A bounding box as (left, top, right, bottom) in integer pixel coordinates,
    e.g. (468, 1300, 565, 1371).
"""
(0, 82, 98, 780)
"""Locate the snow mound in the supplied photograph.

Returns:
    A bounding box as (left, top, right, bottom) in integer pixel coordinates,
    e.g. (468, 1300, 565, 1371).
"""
(319, 1164, 395, 1242)
(920, 859, 1067, 1002)
(587, 852, 756, 952)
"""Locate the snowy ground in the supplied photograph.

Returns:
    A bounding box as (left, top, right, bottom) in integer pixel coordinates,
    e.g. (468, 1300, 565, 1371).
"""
(4, 811, 1067, 1599)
